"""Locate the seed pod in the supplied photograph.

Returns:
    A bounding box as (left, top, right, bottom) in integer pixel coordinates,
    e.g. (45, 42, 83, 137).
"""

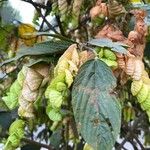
(132, 58, 144, 80)
(48, 89, 63, 108)
(46, 106, 62, 121)
(18, 64, 50, 118)
(2, 67, 27, 110)
(45, 44, 80, 123)
(131, 79, 143, 96)
(142, 71, 150, 84)
(18, 106, 35, 118)
(137, 84, 149, 103)
(71, 47, 80, 66)
(47, 73, 66, 92)
(141, 92, 150, 110)
(65, 69, 74, 87)
(108, 0, 126, 18)
(56, 82, 67, 92)
(103, 49, 117, 61)
(67, 60, 78, 75)
(4, 119, 25, 150)
(79, 50, 88, 66)
(72, 0, 84, 28)
(9, 119, 25, 134)
(126, 57, 135, 76)
(101, 58, 118, 68)
(116, 54, 125, 69)
(8, 134, 20, 147)
(58, 0, 68, 21)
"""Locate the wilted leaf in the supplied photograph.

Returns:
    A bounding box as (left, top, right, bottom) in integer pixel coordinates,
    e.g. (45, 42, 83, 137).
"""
(72, 59, 121, 150)
(88, 38, 127, 54)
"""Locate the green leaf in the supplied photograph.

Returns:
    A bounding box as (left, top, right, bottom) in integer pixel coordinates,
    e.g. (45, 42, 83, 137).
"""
(72, 59, 121, 150)
(0, 24, 15, 50)
(0, 112, 13, 130)
(24, 32, 76, 43)
(88, 38, 128, 54)
(21, 144, 41, 150)
(0, 40, 74, 67)
(50, 129, 62, 149)
(26, 56, 57, 67)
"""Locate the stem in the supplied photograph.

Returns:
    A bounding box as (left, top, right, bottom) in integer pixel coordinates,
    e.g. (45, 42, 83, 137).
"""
(55, 15, 66, 36)
(22, 138, 54, 150)
(22, 0, 58, 34)
(134, 136, 145, 150)
(117, 113, 145, 150)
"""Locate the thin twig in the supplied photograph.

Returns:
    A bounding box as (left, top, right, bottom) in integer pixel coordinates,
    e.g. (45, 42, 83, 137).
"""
(21, 0, 50, 9)
(55, 15, 66, 36)
(22, 138, 54, 150)
(134, 135, 145, 150)
(117, 114, 145, 150)
(22, 0, 58, 34)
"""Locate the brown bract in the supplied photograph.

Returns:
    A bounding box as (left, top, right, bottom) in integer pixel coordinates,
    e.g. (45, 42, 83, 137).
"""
(108, 0, 126, 18)
(90, 1, 108, 19)
(18, 64, 50, 118)
(96, 24, 126, 42)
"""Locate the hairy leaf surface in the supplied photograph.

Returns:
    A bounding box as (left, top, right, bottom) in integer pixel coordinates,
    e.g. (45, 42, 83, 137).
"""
(72, 59, 121, 150)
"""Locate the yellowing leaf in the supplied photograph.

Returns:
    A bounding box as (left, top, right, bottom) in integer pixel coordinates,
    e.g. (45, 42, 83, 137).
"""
(18, 23, 37, 46)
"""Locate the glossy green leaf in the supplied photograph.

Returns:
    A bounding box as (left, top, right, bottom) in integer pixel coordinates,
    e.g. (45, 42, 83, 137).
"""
(72, 59, 121, 150)
(0, 40, 74, 67)
(88, 38, 127, 54)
